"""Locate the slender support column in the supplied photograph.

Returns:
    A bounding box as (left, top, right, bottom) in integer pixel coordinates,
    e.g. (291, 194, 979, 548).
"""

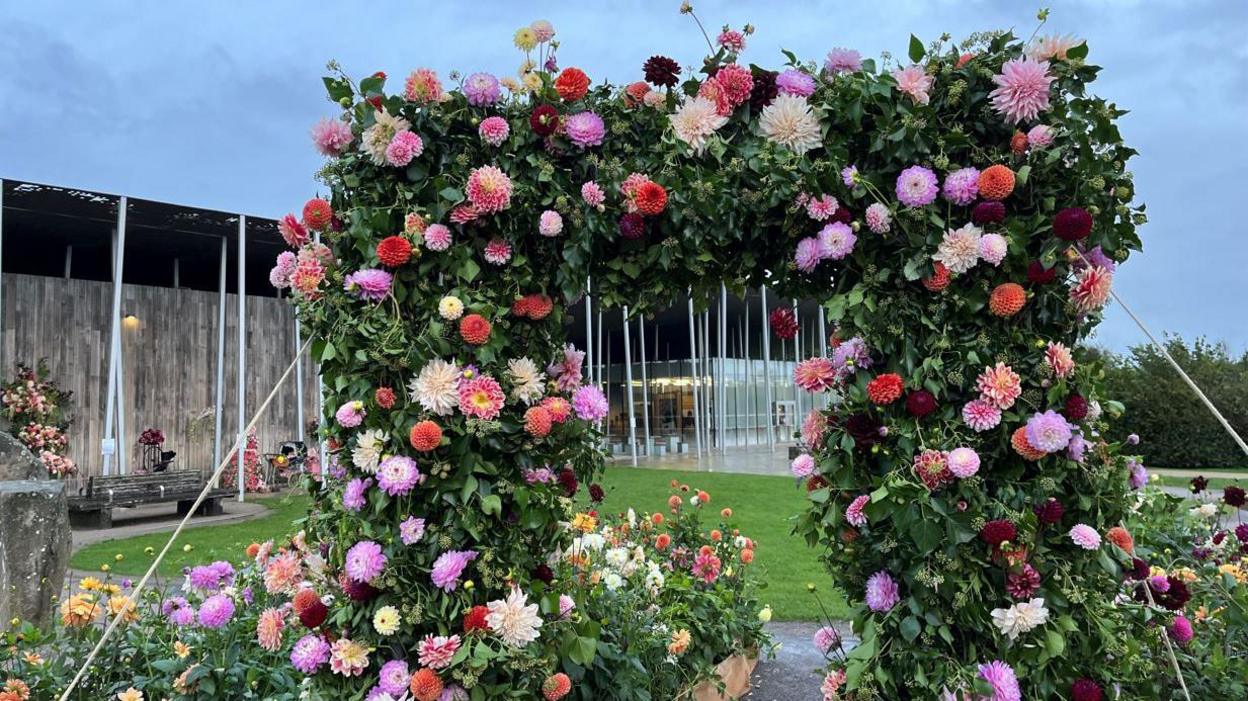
(595, 307, 603, 389)
(623, 308, 638, 466)
(584, 277, 593, 383)
(64, 246, 72, 279)
(212, 236, 227, 478)
(744, 296, 752, 446)
(818, 304, 828, 409)
(237, 216, 247, 501)
(173, 257, 180, 288)
(792, 300, 802, 428)
(294, 314, 305, 439)
(103, 199, 127, 476)
(700, 308, 710, 451)
(687, 294, 702, 459)
(604, 331, 611, 437)
(638, 316, 651, 456)
(719, 283, 728, 454)
(314, 232, 326, 462)
(761, 286, 774, 449)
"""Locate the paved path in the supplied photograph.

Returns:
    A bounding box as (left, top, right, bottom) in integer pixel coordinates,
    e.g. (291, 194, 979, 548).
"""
(744, 621, 856, 700)
(1152, 467, 1245, 481)
(71, 498, 271, 549)
(613, 443, 796, 476)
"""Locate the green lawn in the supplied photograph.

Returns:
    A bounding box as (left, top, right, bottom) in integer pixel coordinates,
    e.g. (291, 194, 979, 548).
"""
(1155, 474, 1245, 492)
(71, 468, 841, 621)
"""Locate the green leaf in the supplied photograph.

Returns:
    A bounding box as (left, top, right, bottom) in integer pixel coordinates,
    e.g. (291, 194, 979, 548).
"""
(1066, 42, 1089, 60)
(908, 35, 926, 63)
(1044, 628, 1066, 657)
(900, 615, 921, 642)
(481, 494, 502, 516)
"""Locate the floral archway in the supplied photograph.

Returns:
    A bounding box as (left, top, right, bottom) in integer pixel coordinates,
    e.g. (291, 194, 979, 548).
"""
(272, 11, 1149, 700)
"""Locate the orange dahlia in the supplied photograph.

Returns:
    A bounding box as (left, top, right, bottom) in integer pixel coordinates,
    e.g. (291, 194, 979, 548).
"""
(554, 67, 590, 101)
(1011, 427, 1045, 461)
(866, 373, 905, 405)
(376, 236, 412, 267)
(921, 262, 951, 292)
(1106, 526, 1135, 554)
(459, 314, 491, 345)
(989, 283, 1027, 317)
(978, 165, 1016, 201)
(410, 668, 444, 701)
(634, 181, 668, 216)
(542, 673, 573, 701)
(302, 198, 334, 230)
(524, 406, 553, 438)
(409, 420, 442, 452)
(526, 294, 554, 320)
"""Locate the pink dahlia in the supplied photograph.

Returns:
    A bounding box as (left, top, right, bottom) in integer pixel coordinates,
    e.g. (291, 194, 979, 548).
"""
(378, 660, 410, 695)
(565, 111, 605, 148)
(385, 131, 424, 167)
(979, 233, 1008, 266)
(942, 167, 980, 206)
(1169, 615, 1194, 646)
(806, 194, 839, 221)
(431, 549, 477, 591)
(795, 357, 838, 392)
(947, 447, 980, 478)
(1006, 564, 1042, 599)
(478, 116, 510, 146)
(1070, 266, 1112, 313)
(418, 634, 462, 669)
(404, 68, 444, 104)
(892, 65, 934, 105)
(845, 495, 870, 527)
(279, 214, 309, 248)
(716, 29, 746, 53)
(813, 625, 841, 654)
(692, 550, 722, 583)
(818, 221, 856, 260)
(335, 400, 365, 428)
(256, 607, 286, 651)
(343, 269, 392, 302)
(1027, 124, 1055, 148)
(342, 477, 370, 511)
(978, 660, 1022, 701)
(776, 68, 816, 97)
(896, 165, 939, 208)
(483, 238, 512, 265)
(311, 118, 353, 157)
(198, 593, 235, 628)
(400, 516, 426, 545)
(963, 399, 1002, 432)
(290, 634, 331, 674)
(976, 363, 1022, 410)
(345, 540, 387, 583)
(377, 456, 420, 496)
(865, 203, 891, 233)
(424, 223, 451, 251)
(1045, 341, 1075, 379)
(466, 165, 513, 213)
(463, 72, 500, 106)
(824, 48, 862, 74)
(865, 571, 899, 612)
(539, 210, 563, 237)
(1025, 410, 1073, 453)
(571, 385, 608, 421)
(458, 376, 505, 420)
(801, 409, 827, 448)
(270, 251, 296, 289)
(989, 57, 1055, 124)
(790, 453, 815, 478)
(712, 63, 754, 106)
(581, 181, 605, 207)
(1068, 524, 1101, 550)
(795, 237, 822, 272)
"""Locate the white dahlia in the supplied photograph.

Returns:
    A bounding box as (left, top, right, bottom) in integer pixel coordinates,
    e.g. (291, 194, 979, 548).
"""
(759, 94, 823, 155)
(408, 359, 460, 416)
(670, 97, 728, 155)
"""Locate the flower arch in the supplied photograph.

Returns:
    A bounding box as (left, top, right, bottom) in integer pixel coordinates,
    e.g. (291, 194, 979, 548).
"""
(277, 13, 1152, 700)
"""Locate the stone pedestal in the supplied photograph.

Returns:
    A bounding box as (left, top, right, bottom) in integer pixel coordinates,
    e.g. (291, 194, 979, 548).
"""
(0, 433, 71, 628)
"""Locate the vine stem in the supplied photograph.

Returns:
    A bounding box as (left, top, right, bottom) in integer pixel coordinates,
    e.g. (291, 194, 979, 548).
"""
(685, 8, 717, 56)
(1138, 578, 1193, 701)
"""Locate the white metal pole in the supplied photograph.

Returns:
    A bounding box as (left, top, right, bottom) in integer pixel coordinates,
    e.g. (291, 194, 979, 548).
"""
(623, 307, 637, 467)
(719, 283, 728, 454)
(687, 294, 702, 459)
(116, 304, 128, 475)
(700, 309, 710, 451)
(102, 199, 127, 476)
(584, 277, 593, 383)
(818, 304, 828, 410)
(792, 300, 801, 429)
(761, 286, 774, 449)
(314, 232, 326, 463)
(744, 295, 752, 446)
(237, 216, 247, 501)
(294, 315, 304, 439)
(638, 316, 650, 456)
(212, 236, 226, 479)
(64, 246, 72, 279)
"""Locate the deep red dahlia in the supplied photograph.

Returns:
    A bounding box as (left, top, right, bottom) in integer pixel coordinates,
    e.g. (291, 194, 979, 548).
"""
(806, 475, 830, 492)
(971, 200, 1006, 225)
(1151, 576, 1190, 610)
(589, 483, 605, 503)
(1071, 679, 1103, 701)
(979, 519, 1018, 547)
(619, 212, 646, 239)
(292, 588, 328, 628)
(866, 373, 904, 406)
(302, 198, 333, 230)
(1127, 557, 1150, 580)
(1224, 485, 1247, 508)
(634, 181, 668, 216)
(532, 563, 555, 583)
(1053, 207, 1093, 241)
(338, 572, 378, 602)
(830, 205, 853, 224)
(374, 386, 396, 409)
(906, 390, 937, 417)
(530, 104, 560, 136)
(1190, 475, 1209, 493)
(1006, 563, 1041, 598)
(463, 605, 490, 633)
(843, 414, 883, 451)
(769, 307, 798, 340)
(643, 55, 681, 87)
(749, 68, 778, 110)
(376, 235, 412, 267)
(1064, 394, 1088, 421)
(558, 467, 579, 497)
(1027, 260, 1058, 284)
(459, 314, 492, 345)
(1033, 497, 1065, 526)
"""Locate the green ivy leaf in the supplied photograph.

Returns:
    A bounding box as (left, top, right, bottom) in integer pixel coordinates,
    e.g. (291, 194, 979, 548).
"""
(908, 35, 926, 63)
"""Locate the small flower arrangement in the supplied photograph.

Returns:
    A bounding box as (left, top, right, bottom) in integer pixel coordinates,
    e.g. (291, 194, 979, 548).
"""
(137, 427, 165, 446)
(1, 360, 74, 477)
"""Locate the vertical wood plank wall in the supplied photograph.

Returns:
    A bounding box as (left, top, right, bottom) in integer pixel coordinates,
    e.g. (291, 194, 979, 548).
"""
(1, 273, 320, 488)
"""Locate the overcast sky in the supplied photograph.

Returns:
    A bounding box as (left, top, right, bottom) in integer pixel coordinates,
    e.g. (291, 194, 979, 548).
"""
(2, 0, 1245, 353)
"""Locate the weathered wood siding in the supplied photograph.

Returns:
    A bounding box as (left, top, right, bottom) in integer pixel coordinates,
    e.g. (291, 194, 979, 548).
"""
(1, 273, 320, 488)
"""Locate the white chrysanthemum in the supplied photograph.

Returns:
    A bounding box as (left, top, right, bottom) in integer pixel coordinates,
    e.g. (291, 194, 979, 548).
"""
(507, 357, 545, 405)
(759, 94, 823, 155)
(933, 223, 983, 275)
(670, 97, 728, 155)
(350, 429, 387, 473)
(605, 547, 630, 570)
(408, 359, 460, 416)
(485, 587, 543, 647)
(360, 109, 411, 166)
(438, 295, 464, 321)
(603, 572, 624, 591)
(991, 598, 1049, 641)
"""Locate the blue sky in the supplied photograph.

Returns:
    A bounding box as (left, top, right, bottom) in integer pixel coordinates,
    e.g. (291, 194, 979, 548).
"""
(1, 0, 1245, 352)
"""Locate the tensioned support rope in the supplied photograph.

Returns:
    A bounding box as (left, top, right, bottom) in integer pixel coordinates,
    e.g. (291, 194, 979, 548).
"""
(58, 338, 313, 701)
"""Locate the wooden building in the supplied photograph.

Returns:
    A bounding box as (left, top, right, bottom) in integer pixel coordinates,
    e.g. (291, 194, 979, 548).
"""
(0, 178, 319, 497)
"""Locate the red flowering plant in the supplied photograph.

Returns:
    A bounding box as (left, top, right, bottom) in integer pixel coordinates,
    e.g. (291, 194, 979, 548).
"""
(1, 360, 75, 477)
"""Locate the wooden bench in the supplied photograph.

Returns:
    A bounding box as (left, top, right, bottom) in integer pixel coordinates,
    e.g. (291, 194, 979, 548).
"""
(68, 471, 231, 529)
